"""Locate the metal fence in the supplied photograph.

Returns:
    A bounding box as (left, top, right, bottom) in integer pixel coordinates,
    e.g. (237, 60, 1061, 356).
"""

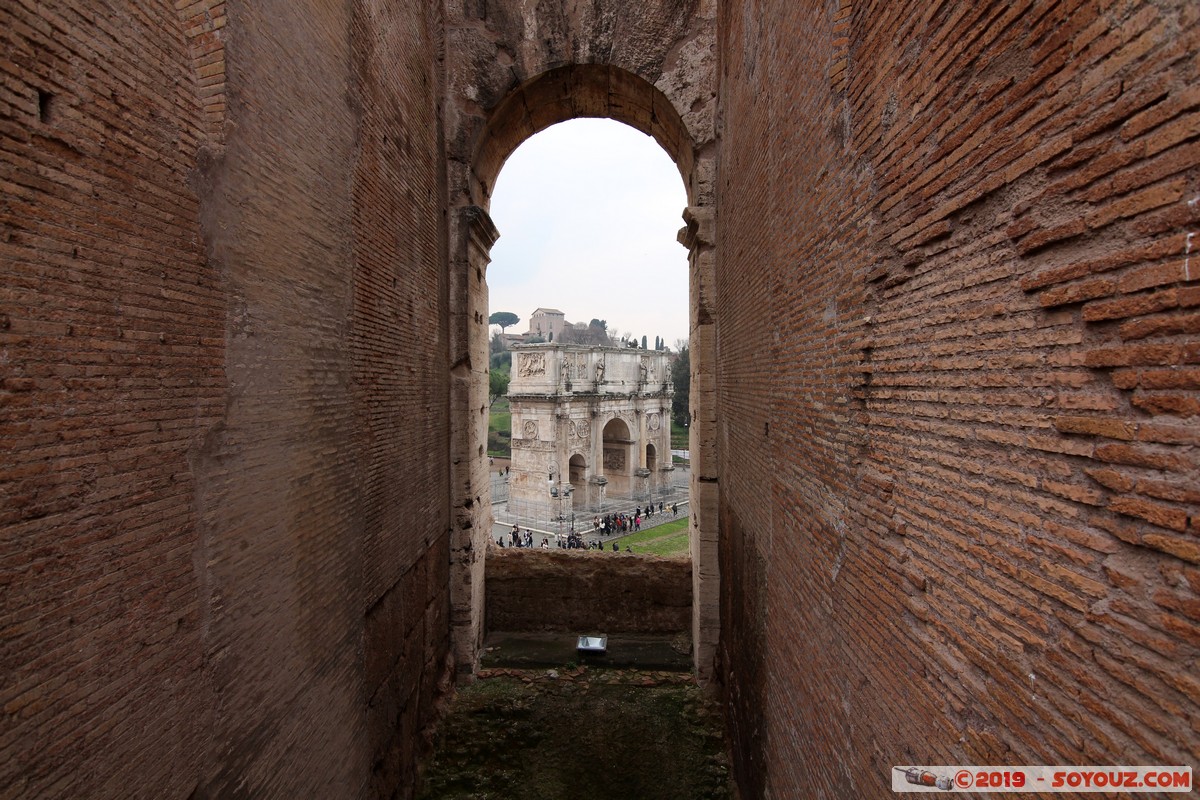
(490, 471, 510, 505)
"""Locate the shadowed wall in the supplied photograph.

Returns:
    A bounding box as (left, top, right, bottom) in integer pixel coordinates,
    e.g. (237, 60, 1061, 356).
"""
(717, 1, 1199, 796)
(3, 1, 450, 797)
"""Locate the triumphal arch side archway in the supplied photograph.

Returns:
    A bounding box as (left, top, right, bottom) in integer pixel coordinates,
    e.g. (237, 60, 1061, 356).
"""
(441, 1, 719, 679)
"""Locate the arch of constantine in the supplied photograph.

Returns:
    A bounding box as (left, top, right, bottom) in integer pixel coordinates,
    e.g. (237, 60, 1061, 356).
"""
(507, 345, 675, 518)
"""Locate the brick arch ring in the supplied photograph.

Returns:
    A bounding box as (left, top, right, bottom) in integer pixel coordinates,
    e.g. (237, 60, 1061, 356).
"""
(469, 63, 700, 210)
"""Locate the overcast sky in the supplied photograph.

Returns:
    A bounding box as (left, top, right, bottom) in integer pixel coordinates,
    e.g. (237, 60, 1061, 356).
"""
(487, 118, 690, 348)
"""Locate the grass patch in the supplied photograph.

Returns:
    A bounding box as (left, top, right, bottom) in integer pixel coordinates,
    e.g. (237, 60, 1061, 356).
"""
(670, 420, 688, 450)
(613, 517, 689, 557)
(634, 530, 690, 556)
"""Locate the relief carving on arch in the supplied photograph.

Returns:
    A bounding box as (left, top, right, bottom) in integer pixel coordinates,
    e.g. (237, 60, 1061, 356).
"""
(522, 419, 539, 439)
(647, 412, 661, 431)
(518, 353, 546, 377)
(604, 448, 625, 471)
(569, 419, 591, 442)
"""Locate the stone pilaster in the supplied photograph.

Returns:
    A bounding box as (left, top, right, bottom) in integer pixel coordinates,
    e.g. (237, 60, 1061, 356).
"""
(681, 204, 719, 682)
(449, 205, 499, 676)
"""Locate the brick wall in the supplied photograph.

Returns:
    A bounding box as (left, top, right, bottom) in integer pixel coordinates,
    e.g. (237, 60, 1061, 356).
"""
(716, 1, 1199, 797)
(486, 548, 692, 634)
(176, 0, 227, 138)
(2, 1, 450, 798)
(352, 0, 452, 795)
(1, 2, 220, 796)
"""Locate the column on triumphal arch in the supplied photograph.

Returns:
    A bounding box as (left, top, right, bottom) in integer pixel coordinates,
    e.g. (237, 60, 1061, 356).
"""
(589, 409, 605, 510)
(637, 406, 648, 470)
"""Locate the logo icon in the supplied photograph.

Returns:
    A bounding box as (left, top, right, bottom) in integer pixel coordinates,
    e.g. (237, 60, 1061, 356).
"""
(895, 767, 954, 791)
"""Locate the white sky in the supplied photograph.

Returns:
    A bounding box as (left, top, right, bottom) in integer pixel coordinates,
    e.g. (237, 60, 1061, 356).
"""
(486, 118, 690, 348)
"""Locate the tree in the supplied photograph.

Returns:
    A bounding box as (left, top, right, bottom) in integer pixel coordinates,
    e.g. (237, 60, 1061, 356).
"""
(490, 350, 511, 371)
(489, 369, 510, 407)
(559, 318, 615, 346)
(641, 335, 648, 350)
(671, 343, 690, 428)
(489, 311, 520, 333)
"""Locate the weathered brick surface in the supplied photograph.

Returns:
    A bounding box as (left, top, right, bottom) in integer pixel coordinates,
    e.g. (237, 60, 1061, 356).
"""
(176, 0, 227, 139)
(2, 2, 220, 797)
(352, 0, 452, 793)
(485, 548, 692, 634)
(717, 1, 1199, 797)
(3, 1, 450, 798)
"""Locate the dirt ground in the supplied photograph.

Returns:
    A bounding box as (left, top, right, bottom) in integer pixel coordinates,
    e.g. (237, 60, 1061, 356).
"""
(416, 668, 732, 800)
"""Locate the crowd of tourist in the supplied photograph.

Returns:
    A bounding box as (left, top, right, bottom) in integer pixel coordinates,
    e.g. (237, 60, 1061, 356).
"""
(495, 502, 682, 551)
(594, 502, 678, 535)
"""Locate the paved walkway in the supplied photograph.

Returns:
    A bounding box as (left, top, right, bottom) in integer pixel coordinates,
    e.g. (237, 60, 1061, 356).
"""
(491, 500, 689, 548)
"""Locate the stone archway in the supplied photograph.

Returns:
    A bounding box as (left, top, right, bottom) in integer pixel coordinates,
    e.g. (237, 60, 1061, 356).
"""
(601, 417, 635, 498)
(444, 5, 719, 680)
(568, 453, 587, 510)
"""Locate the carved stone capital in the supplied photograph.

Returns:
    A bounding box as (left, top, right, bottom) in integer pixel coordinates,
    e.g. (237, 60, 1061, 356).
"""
(463, 205, 500, 256)
(677, 204, 715, 250)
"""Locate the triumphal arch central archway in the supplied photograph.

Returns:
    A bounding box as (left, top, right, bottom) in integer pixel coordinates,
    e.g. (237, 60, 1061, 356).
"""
(507, 345, 675, 518)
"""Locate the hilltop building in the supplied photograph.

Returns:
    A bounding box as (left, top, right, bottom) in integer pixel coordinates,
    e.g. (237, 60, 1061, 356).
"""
(526, 307, 566, 341)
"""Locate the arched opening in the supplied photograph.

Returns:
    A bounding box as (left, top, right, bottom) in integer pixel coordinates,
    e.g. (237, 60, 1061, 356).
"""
(470, 65, 698, 209)
(485, 118, 689, 355)
(646, 442, 657, 473)
(449, 61, 719, 681)
(568, 453, 587, 508)
(602, 417, 634, 499)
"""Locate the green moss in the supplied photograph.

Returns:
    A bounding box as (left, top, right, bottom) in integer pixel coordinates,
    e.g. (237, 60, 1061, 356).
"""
(417, 673, 731, 800)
